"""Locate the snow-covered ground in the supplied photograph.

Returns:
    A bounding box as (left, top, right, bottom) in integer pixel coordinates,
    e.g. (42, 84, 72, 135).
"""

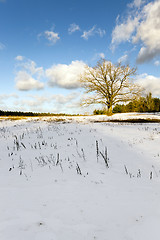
(0, 114, 160, 240)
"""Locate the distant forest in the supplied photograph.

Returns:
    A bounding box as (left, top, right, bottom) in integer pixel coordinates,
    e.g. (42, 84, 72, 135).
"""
(94, 93, 160, 115)
(0, 111, 69, 117)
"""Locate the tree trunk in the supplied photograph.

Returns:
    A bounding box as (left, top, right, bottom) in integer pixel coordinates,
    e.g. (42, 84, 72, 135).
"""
(107, 106, 112, 115)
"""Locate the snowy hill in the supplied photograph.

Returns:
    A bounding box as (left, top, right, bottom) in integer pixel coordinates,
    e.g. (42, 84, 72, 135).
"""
(0, 114, 160, 240)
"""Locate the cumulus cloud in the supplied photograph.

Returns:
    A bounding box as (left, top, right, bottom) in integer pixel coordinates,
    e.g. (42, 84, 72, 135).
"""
(15, 71, 44, 91)
(46, 60, 86, 89)
(68, 23, 80, 34)
(15, 58, 45, 91)
(135, 1, 160, 63)
(111, 0, 160, 63)
(135, 73, 160, 96)
(81, 26, 106, 40)
(15, 55, 24, 61)
(136, 47, 160, 64)
(111, 16, 139, 49)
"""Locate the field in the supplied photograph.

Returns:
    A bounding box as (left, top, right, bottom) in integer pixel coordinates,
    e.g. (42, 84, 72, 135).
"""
(0, 113, 160, 240)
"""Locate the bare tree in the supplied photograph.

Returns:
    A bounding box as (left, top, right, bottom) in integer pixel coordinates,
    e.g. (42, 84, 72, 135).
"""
(80, 59, 141, 114)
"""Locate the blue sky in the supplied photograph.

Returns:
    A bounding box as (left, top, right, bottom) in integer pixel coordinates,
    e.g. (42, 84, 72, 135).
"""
(0, 0, 160, 114)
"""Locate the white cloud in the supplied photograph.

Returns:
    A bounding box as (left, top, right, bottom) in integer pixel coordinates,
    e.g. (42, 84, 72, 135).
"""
(13, 95, 50, 112)
(50, 92, 82, 114)
(136, 47, 159, 64)
(154, 60, 160, 66)
(135, 73, 160, 96)
(15, 55, 24, 61)
(128, 0, 145, 9)
(136, 1, 160, 63)
(0, 42, 5, 50)
(112, 0, 160, 63)
(44, 30, 60, 45)
(53, 92, 79, 104)
(46, 60, 86, 89)
(13, 92, 81, 114)
(15, 58, 45, 91)
(111, 16, 139, 49)
(118, 54, 128, 63)
(68, 23, 80, 34)
(0, 94, 19, 110)
(38, 29, 60, 45)
(96, 28, 106, 38)
(0, 93, 18, 101)
(15, 71, 44, 91)
(23, 60, 44, 79)
(81, 26, 96, 40)
(81, 26, 106, 40)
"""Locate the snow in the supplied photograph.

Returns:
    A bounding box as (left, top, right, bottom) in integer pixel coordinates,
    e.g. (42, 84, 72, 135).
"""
(0, 113, 160, 240)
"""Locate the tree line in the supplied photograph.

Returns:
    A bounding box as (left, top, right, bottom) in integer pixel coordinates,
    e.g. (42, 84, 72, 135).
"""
(0, 110, 70, 117)
(113, 93, 160, 113)
(93, 93, 160, 115)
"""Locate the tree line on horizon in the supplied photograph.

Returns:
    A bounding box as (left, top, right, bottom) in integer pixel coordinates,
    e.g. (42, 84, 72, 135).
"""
(0, 93, 159, 117)
(0, 110, 70, 117)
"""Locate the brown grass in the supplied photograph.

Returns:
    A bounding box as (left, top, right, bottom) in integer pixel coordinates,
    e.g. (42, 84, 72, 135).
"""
(93, 118, 160, 123)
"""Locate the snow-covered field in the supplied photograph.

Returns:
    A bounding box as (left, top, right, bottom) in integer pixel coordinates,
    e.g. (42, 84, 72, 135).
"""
(0, 114, 160, 240)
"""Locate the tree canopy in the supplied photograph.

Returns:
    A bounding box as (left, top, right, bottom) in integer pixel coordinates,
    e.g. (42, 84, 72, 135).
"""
(80, 59, 141, 114)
